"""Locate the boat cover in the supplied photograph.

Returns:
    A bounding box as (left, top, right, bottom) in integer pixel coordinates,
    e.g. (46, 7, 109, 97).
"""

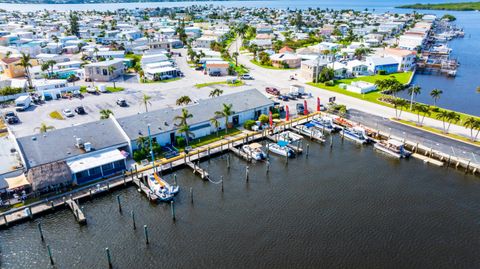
(277, 141, 289, 147)
(304, 123, 315, 128)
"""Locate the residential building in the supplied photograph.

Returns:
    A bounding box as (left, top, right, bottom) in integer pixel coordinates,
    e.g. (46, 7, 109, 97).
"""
(0, 57, 24, 78)
(270, 53, 301, 68)
(382, 47, 416, 71)
(84, 59, 124, 82)
(300, 58, 328, 82)
(366, 56, 399, 74)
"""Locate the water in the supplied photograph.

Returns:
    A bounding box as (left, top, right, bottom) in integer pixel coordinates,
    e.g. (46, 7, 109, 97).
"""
(2, 140, 480, 268)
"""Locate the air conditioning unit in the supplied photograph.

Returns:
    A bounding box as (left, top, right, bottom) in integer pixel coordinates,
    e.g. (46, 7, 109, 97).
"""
(76, 137, 84, 148)
(84, 142, 92, 152)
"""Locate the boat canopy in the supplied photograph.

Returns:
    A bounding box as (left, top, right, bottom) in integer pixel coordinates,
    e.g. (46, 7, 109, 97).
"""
(277, 141, 289, 147)
(249, 143, 263, 149)
(387, 139, 404, 147)
(304, 123, 315, 128)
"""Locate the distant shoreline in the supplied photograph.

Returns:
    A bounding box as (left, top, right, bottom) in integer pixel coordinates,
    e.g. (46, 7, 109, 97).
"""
(0, 0, 246, 4)
(398, 2, 480, 11)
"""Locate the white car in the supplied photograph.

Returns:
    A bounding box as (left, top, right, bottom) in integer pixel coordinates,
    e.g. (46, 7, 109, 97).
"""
(63, 108, 74, 117)
(240, 74, 254, 80)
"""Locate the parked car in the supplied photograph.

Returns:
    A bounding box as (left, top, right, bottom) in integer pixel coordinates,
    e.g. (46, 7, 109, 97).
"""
(63, 108, 74, 117)
(240, 74, 254, 80)
(160, 75, 173, 80)
(195, 66, 203, 71)
(116, 98, 127, 107)
(296, 103, 305, 115)
(287, 93, 297, 100)
(209, 71, 221, 77)
(75, 106, 86, 115)
(67, 75, 80, 82)
(4, 111, 19, 124)
(265, 87, 280, 96)
(278, 95, 289, 101)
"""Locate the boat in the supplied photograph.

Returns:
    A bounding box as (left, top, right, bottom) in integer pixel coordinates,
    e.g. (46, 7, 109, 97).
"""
(374, 139, 411, 158)
(267, 141, 295, 158)
(310, 116, 342, 133)
(277, 131, 304, 143)
(342, 126, 369, 144)
(242, 142, 267, 160)
(147, 173, 179, 202)
(294, 124, 325, 142)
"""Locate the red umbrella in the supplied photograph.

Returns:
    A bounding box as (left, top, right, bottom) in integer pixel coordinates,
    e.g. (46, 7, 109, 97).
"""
(303, 100, 308, 115)
(285, 105, 290, 121)
(269, 111, 273, 128)
(317, 97, 321, 112)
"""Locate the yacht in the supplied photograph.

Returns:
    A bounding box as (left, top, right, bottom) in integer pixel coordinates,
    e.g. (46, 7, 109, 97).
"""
(267, 142, 295, 158)
(342, 126, 369, 144)
(374, 139, 411, 158)
(295, 124, 325, 142)
(310, 116, 342, 133)
(147, 173, 179, 202)
(242, 142, 267, 161)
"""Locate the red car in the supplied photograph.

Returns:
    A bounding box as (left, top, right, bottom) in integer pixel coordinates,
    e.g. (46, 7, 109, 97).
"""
(265, 87, 280, 96)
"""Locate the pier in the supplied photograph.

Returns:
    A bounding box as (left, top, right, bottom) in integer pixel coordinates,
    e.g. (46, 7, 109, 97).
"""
(229, 146, 253, 162)
(131, 176, 159, 202)
(186, 161, 210, 180)
(65, 199, 86, 225)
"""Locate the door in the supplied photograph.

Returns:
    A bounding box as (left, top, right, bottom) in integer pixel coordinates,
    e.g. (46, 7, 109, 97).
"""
(232, 115, 239, 126)
(170, 132, 175, 146)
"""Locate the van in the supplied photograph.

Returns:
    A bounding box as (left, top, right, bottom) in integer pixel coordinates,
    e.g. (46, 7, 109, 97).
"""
(15, 96, 32, 112)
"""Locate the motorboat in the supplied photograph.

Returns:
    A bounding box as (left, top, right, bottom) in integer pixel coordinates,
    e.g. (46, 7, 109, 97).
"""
(374, 139, 411, 158)
(147, 173, 179, 202)
(295, 124, 325, 142)
(242, 142, 266, 160)
(267, 142, 295, 158)
(342, 126, 369, 144)
(310, 116, 342, 133)
(277, 131, 303, 143)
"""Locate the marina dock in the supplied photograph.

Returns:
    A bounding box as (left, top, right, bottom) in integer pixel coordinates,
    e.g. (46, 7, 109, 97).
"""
(65, 199, 87, 225)
(411, 153, 444, 167)
(186, 161, 210, 180)
(229, 146, 253, 162)
(131, 176, 159, 202)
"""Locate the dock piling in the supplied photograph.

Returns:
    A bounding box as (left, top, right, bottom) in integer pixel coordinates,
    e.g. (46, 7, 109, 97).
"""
(131, 210, 136, 230)
(174, 174, 177, 186)
(245, 166, 249, 182)
(190, 187, 194, 204)
(221, 176, 224, 192)
(306, 144, 310, 158)
(266, 161, 270, 174)
(37, 222, 44, 241)
(171, 201, 176, 221)
(3, 214, 8, 226)
(227, 154, 230, 169)
(144, 225, 149, 244)
(116, 195, 122, 213)
(105, 248, 112, 268)
(47, 245, 54, 265)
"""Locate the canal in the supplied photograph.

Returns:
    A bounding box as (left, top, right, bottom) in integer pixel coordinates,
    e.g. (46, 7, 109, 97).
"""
(1, 138, 479, 268)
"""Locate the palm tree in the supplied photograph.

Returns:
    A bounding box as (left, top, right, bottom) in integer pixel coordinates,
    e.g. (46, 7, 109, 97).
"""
(210, 116, 220, 136)
(136, 136, 149, 149)
(463, 117, 480, 141)
(232, 52, 239, 66)
(16, 53, 33, 89)
(174, 108, 193, 127)
(436, 110, 450, 133)
(68, 74, 77, 85)
(100, 109, 113, 119)
(250, 44, 258, 60)
(413, 104, 430, 126)
(108, 66, 117, 88)
(138, 69, 145, 83)
(47, 60, 56, 77)
(392, 98, 408, 119)
(430, 89, 443, 107)
(34, 123, 55, 133)
(446, 111, 460, 133)
(215, 103, 234, 134)
(177, 123, 194, 146)
(176, 95, 192, 106)
(5, 51, 11, 59)
(209, 88, 223, 98)
(408, 85, 421, 110)
(93, 47, 99, 60)
(141, 93, 152, 112)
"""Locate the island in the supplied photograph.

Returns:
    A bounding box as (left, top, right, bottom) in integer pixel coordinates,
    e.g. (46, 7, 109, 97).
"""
(398, 2, 480, 11)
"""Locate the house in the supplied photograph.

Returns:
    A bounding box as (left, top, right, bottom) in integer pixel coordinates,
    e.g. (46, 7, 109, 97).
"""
(300, 58, 328, 82)
(0, 57, 25, 78)
(33, 79, 80, 100)
(346, 60, 369, 76)
(279, 46, 294, 54)
(140, 53, 169, 67)
(382, 47, 416, 71)
(144, 66, 178, 81)
(344, 81, 377, 94)
(84, 59, 124, 82)
(205, 61, 229, 76)
(270, 53, 301, 68)
(195, 36, 216, 49)
(327, 62, 348, 78)
(366, 56, 399, 74)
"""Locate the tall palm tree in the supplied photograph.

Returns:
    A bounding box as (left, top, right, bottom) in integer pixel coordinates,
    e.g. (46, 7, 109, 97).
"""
(413, 104, 430, 126)
(408, 85, 421, 110)
(430, 88, 443, 107)
(210, 116, 220, 136)
(446, 111, 460, 133)
(177, 123, 194, 146)
(100, 109, 113, 119)
(68, 74, 77, 85)
(47, 60, 56, 77)
(215, 103, 234, 134)
(436, 110, 450, 133)
(463, 117, 480, 141)
(141, 93, 152, 112)
(5, 51, 11, 59)
(93, 47, 99, 60)
(108, 66, 117, 88)
(392, 98, 408, 119)
(209, 88, 223, 98)
(176, 95, 192, 106)
(136, 136, 149, 150)
(232, 52, 239, 66)
(16, 53, 33, 89)
(174, 108, 193, 127)
(34, 123, 55, 133)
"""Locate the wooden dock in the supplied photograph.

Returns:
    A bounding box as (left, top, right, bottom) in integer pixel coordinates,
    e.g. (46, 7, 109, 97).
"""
(65, 199, 87, 225)
(186, 161, 210, 180)
(412, 153, 444, 167)
(229, 146, 253, 162)
(132, 176, 159, 202)
(291, 126, 325, 143)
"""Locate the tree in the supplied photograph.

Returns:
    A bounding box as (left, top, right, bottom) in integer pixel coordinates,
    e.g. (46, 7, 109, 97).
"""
(68, 74, 77, 85)
(16, 53, 33, 89)
(108, 66, 117, 88)
(413, 104, 430, 126)
(463, 117, 480, 141)
(176, 95, 192, 106)
(141, 93, 152, 112)
(209, 88, 223, 98)
(47, 60, 56, 77)
(100, 109, 113, 119)
(136, 136, 149, 150)
(215, 103, 234, 134)
(392, 98, 408, 119)
(436, 110, 450, 133)
(210, 117, 220, 136)
(430, 88, 443, 106)
(249, 44, 259, 60)
(34, 123, 55, 133)
(446, 111, 460, 133)
(408, 85, 421, 110)
(375, 78, 403, 98)
(177, 123, 194, 146)
(258, 114, 269, 124)
(93, 47, 99, 60)
(232, 52, 239, 66)
(69, 11, 80, 37)
(174, 108, 193, 127)
(318, 67, 334, 83)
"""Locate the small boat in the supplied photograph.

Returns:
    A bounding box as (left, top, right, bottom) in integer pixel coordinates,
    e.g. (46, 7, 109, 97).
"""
(147, 173, 179, 202)
(295, 124, 325, 142)
(342, 126, 369, 144)
(267, 141, 295, 158)
(242, 142, 266, 160)
(374, 139, 411, 158)
(277, 131, 303, 143)
(310, 117, 342, 133)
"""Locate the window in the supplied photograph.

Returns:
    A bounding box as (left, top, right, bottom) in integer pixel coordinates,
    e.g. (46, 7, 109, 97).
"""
(88, 166, 102, 178)
(102, 69, 108, 76)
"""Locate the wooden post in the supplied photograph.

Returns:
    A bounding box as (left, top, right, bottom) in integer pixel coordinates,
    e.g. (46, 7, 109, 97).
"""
(50, 201, 54, 210)
(221, 176, 224, 192)
(28, 206, 33, 219)
(171, 201, 176, 221)
(116, 195, 122, 213)
(245, 166, 249, 182)
(37, 222, 44, 241)
(3, 214, 8, 226)
(144, 225, 149, 244)
(131, 210, 136, 230)
(190, 187, 194, 204)
(105, 248, 112, 268)
(89, 188, 93, 199)
(266, 160, 270, 174)
(306, 144, 309, 158)
(47, 245, 54, 265)
(227, 154, 230, 169)
(174, 174, 177, 186)
(107, 181, 110, 192)
(466, 161, 471, 174)
(330, 135, 333, 149)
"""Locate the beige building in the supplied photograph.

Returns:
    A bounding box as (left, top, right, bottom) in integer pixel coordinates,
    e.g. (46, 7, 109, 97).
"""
(270, 53, 301, 69)
(84, 59, 124, 82)
(300, 59, 328, 82)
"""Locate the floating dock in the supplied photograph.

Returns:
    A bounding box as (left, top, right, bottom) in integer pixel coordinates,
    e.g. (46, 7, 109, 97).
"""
(229, 146, 253, 162)
(132, 176, 159, 202)
(186, 161, 210, 180)
(65, 199, 87, 225)
(411, 153, 444, 167)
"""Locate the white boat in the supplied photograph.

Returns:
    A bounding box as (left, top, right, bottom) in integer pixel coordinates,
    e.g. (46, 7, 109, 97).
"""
(242, 142, 266, 160)
(277, 131, 303, 143)
(267, 142, 295, 158)
(374, 139, 411, 158)
(342, 126, 369, 144)
(147, 173, 179, 202)
(295, 124, 325, 142)
(310, 117, 342, 133)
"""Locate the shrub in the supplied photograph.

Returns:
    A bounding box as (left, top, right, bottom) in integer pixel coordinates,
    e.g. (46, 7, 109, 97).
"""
(176, 136, 186, 147)
(243, 120, 256, 130)
(377, 70, 387, 75)
(318, 67, 334, 83)
(272, 113, 280, 119)
(49, 111, 64, 120)
(258, 114, 269, 124)
(430, 107, 440, 113)
(0, 87, 23, 96)
(325, 80, 335, 86)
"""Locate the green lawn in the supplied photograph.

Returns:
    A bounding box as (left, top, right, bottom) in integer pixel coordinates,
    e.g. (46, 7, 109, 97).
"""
(195, 80, 244, 88)
(179, 128, 242, 150)
(250, 60, 297, 70)
(142, 77, 182, 84)
(398, 2, 480, 11)
(106, 86, 124, 93)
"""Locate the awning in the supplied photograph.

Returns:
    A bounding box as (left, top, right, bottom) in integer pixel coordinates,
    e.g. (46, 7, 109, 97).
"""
(5, 174, 30, 190)
(67, 149, 126, 174)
